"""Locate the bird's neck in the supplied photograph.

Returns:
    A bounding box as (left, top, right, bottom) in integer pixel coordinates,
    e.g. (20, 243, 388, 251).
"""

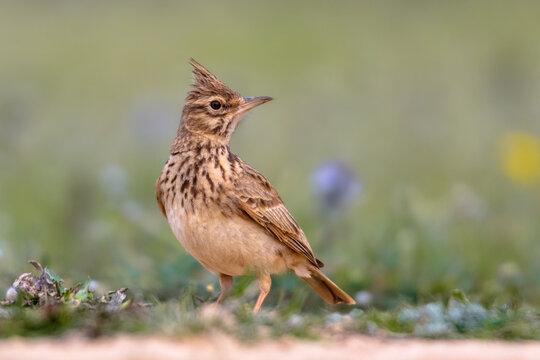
(171, 125, 230, 155)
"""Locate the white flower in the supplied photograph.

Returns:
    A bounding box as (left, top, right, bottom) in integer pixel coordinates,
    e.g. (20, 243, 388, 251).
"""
(5, 287, 17, 303)
(325, 312, 344, 324)
(287, 314, 304, 327)
(88, 280, 99, 292)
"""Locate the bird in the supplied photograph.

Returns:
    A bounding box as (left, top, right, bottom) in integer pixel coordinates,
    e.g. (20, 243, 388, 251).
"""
(155, 59, 355, 312)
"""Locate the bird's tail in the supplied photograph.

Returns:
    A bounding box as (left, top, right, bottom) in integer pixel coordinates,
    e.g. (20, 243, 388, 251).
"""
(301, 266, 355, 305)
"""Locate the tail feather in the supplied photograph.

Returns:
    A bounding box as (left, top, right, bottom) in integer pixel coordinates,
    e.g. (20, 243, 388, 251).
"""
(301, 267, 355, 305)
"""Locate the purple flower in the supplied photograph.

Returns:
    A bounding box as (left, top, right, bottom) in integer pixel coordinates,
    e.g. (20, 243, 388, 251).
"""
(311, 161, 362, 212)
(354, 290, 373, 305)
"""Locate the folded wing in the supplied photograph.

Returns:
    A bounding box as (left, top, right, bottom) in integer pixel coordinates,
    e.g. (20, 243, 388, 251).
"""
(233, 165, 323, 268)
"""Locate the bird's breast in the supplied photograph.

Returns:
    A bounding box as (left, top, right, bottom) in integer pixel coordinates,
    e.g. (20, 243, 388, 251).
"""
(158, 149, 288, 276)
(166, 202, 287, 276)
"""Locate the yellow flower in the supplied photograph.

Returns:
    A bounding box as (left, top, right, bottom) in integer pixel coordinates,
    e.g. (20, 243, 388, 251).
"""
(206, 284, 214, 292)
(501, 133, 540, 184)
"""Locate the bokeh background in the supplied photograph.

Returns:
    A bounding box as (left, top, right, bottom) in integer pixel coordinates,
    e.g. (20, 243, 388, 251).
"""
(1, 1, 539, 310)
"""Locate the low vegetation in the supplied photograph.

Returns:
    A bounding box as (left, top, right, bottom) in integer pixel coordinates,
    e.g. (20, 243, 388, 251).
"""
(1, 261, 537, 340)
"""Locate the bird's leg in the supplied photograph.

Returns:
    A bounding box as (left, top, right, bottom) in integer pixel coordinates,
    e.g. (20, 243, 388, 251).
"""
(253, 273, 271, 313)
(216, 273, 234, 304)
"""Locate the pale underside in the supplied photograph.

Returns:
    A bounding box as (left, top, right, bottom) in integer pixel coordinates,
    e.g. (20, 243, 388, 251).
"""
(165, 200, 311, 278)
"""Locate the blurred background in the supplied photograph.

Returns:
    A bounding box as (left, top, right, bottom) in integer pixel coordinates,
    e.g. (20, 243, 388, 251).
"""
(1, 1, 539, 309)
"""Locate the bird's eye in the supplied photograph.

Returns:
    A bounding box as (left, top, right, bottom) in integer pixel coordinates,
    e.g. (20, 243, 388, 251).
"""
(210, 100, 222, 110)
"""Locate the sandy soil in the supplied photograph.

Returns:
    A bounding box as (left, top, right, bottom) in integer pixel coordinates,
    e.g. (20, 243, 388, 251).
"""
(0, 335, 539, 360)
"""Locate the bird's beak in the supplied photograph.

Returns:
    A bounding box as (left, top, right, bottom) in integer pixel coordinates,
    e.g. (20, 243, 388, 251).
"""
(237, 96, 273, 115)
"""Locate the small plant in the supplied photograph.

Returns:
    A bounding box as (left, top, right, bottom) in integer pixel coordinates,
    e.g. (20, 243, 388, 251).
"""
(2, 260, 129, 310)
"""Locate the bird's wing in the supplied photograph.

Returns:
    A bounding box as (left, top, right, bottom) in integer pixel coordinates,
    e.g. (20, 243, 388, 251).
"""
(233, 165, 322, 268)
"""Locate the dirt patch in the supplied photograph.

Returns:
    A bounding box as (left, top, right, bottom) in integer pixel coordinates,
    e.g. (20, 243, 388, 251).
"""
(0, 335, 538, 360)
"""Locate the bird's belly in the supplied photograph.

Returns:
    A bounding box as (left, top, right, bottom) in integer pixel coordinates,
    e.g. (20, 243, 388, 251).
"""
(166, 204, 287, 276)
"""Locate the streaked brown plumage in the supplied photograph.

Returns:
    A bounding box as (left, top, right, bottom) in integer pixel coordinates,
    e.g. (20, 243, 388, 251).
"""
(155, 59, 355, 311)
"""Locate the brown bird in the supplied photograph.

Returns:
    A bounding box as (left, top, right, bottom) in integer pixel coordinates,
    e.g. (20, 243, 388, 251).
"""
(155, 59, 355, 312)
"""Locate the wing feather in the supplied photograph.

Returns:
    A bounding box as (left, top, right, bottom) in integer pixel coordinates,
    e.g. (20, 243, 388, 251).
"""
(233, 165, 322, 267)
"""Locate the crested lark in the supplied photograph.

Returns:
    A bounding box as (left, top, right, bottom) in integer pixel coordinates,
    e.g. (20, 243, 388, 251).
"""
(155, 59, 355, 312)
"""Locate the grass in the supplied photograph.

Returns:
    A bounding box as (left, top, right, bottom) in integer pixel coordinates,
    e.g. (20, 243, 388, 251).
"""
(1, 262, 538, 340)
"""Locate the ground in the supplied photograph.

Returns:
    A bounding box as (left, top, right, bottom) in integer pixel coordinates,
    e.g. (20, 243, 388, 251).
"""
(1, 335, 539, 360)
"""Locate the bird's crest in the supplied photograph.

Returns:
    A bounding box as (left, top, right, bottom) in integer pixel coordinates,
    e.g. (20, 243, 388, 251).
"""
(189, 58, 222, 87)
(188, 59, 238, 100)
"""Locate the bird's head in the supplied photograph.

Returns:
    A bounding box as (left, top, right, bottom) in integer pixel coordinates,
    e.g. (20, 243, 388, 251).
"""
(179, 59, 273, 143)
